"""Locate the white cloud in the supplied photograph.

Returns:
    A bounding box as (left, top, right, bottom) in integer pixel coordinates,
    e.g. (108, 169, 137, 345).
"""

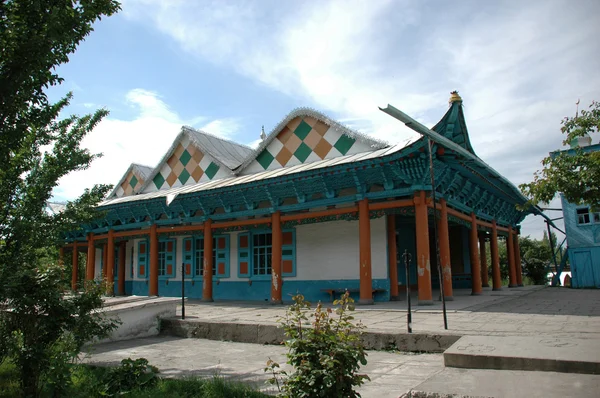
(198, 118, 241, 140)
(53, 89, 242, 201)
(118, 0, 600, 238)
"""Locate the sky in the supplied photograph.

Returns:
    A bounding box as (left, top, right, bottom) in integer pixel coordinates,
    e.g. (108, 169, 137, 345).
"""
(51, 0, 600, 239)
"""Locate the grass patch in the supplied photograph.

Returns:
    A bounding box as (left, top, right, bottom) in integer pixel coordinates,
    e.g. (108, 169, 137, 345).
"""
(0, 359, 267, 398)
(0, 361, 20, 398)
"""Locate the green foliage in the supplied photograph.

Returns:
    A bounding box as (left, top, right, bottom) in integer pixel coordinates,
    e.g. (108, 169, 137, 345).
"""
(0, 266, 119, 397)
(101, 358, 159, 396)
(0, 360, 20, 398)
(0, 1, 121, 396)
(520, 235, 552, 285)
(484, 233, 555, 285)
(266, 292, 370, 398)
(2, 359, 268, 398)
(520, 100, 600, 209)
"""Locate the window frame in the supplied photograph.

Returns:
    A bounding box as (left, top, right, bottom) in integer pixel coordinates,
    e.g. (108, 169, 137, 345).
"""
(158, 238, 177, 279)
(184, 234, 230, 280)
(237, 229, 296, 279)
(252, 231, 273, 280)
(576, 207, 600, 225)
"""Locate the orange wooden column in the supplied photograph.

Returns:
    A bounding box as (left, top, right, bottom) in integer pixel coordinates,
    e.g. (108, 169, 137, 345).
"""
(202, 219, 214, 302)
(507, 227, 517, 287)
(71, 242, 78, 291)
(469, 213, 482, 295)
(387, 214, 399, 300)
(491, 220, 502, 291)
(118, 241, 126, 296)
(102, 243, 108, 280)
(438, 199, 453, 300)
(514, 231, 523, 286)
(106, 229, 115, 296)
(149, 223, 159, 296)
(271, 211, 283, 304)
(358, 198, 374, 304)
(479, 234, 489, 288)
(86, 233, 95, 281)
(414, 191, 432, 305)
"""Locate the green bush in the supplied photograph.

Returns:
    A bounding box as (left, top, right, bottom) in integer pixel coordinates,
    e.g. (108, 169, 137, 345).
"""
(266, 292, 369, 398)
(103, 358, 159, 396)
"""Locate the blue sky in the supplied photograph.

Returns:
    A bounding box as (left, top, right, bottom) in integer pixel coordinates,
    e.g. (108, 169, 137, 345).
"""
(52, 0, 600, 238)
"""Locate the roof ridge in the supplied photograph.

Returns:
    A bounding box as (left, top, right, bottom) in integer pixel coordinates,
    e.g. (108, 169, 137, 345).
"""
(182, 125, 253, 150)
(131, 162, 153, 168)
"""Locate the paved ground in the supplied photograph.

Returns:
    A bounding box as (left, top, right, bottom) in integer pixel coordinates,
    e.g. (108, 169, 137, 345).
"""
(411, 367, 600, 398)
(87, 286, 600, 397)
(83, 336, 445, 398)
(175, 286, 600, 340)
(84, 335, 600, 398)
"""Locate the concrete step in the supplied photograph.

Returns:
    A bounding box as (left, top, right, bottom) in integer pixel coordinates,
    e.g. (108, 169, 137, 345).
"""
(160, 317, 460, 353)
(402, 367, 600, 398)
(102, 295, 151, 307)
(444, 335, 600, 375)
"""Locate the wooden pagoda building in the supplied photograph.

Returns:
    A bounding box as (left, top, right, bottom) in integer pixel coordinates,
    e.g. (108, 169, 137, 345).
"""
(62, 92, 545, 305)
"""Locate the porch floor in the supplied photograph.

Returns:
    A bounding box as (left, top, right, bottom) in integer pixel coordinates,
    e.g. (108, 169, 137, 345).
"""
(162, 285, 600, 340)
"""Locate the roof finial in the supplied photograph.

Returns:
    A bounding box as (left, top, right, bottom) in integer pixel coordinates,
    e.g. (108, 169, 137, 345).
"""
(260, 125, 267, 141)
(449, 90, 462, 106)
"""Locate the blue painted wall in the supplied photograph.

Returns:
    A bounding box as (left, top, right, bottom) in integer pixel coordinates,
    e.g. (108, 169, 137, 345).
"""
(568, 247, 600, 288)
(128, 278, 390, 303)
(125, 281, 133, 295)
(562, 195, 600, 249)
(561, 195, 600, 288)
(131, 280, 149, 296)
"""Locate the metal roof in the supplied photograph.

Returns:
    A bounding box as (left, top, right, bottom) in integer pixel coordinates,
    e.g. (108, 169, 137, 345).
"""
(107, 163, 155, 198)
(99, 137, 419, 207)
(138, 127, 254, 194)
(183, 126, 253, 169)
(134, 163, 154, 179)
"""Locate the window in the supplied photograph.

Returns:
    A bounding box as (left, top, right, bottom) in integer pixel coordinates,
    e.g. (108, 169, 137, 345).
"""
(238, 230, 296, 278)
(253, 232, 273, 276)
(194, 237, 217, 276)
(158, 239, 176, 277)
(182, 235, 230, 278)
(577, 207, 600, 225)
(577, 208, 591, 225)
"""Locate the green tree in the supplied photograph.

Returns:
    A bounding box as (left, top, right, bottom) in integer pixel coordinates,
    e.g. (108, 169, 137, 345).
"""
(0, 0, 121, 396)
(519, 235, 552, 285)
(520, 100, 600, 209)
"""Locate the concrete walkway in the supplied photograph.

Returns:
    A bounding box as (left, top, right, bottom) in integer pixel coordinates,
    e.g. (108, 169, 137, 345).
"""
(83, 336, 445, 398)
(84, 336, 600, 398)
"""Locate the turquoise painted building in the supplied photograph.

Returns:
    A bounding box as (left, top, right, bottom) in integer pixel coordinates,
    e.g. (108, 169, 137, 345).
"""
(64, 93, 547, 304)
(559, 143, 600, 288)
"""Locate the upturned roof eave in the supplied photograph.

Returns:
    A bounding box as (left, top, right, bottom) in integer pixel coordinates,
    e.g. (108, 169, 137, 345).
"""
(379, 103, 542, 218)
